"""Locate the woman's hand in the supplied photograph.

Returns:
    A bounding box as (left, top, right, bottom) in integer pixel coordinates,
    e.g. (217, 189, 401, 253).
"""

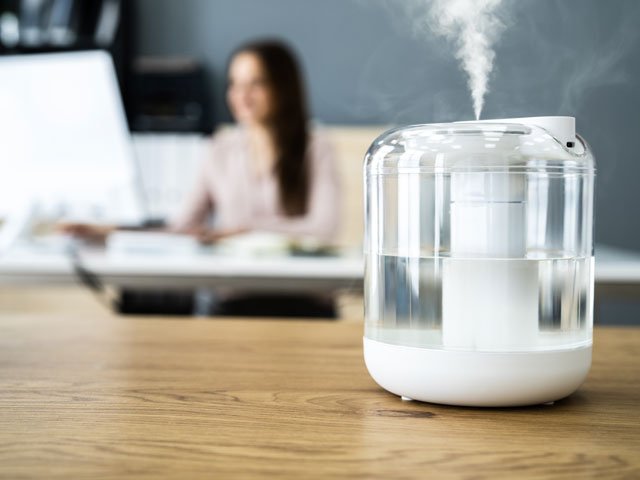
(57, 223, 116, 243)
(187, 227, 248, 245)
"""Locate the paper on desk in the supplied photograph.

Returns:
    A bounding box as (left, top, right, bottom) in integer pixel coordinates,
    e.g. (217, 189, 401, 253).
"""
(106, 231, 199, 256)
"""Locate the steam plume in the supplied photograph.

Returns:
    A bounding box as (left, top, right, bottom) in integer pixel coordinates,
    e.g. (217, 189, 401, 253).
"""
(425, 0, 506, 119)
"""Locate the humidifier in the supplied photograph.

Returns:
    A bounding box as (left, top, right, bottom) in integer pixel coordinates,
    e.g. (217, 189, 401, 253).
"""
(363, 116, 595, 407)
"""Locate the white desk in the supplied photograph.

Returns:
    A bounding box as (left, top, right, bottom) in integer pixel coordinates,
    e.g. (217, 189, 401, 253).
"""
(592, 245, 640, 283)
(0, 247, 364, 293)
(0, 244, 638, 292)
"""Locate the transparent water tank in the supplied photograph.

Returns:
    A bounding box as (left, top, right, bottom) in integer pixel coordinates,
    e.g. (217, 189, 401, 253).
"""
(363, 117, 595, 406)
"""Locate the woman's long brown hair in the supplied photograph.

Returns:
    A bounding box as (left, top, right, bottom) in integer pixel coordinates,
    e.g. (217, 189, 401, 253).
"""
(232, 40, 310, 216)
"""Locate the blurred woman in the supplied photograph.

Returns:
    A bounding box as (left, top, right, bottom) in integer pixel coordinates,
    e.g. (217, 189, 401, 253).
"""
(174, 40, 341, 317)
(172, 39, 340, 245)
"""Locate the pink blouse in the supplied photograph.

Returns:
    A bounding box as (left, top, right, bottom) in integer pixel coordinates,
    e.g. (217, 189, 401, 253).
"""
(170, 126, 341, 243)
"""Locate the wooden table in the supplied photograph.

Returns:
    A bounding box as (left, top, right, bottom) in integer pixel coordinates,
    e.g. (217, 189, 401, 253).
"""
(1, 314, 639, 479)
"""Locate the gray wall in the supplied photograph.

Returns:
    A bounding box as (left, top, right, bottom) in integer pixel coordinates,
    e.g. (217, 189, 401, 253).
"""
(136, 0, 640, 252)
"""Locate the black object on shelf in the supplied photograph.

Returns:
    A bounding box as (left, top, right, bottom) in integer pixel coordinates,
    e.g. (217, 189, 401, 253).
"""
(0, 0, 135, 124)
(212, 294, 337, 319)
(130, 57, 214, 134)
(118, 289, 195, 316)
(0, 0, 130, 52)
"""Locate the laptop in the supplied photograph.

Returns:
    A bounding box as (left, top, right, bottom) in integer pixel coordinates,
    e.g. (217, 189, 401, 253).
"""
(0, 50, 146, 250)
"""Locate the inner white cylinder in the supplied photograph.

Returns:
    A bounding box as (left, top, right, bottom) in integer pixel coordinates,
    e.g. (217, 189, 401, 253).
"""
(443, 171, 538, 350)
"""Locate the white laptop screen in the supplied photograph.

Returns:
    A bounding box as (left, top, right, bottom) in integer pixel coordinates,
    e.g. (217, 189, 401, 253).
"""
(0, 50, 144, 223)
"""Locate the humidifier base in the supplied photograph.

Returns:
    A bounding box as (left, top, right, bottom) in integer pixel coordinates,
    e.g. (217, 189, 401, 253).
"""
(363, 337, 591, 407)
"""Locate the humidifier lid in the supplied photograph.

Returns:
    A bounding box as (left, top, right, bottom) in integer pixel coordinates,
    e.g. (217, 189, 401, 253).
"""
(364, 116, 594, 175)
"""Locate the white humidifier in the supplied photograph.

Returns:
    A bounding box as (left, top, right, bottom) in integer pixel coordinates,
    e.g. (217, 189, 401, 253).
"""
(363, 117, 595, 407)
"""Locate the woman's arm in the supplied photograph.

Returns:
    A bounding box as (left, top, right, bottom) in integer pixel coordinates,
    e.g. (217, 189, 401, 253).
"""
(61, 138, 220, 242)
(168, 143, 216, 234)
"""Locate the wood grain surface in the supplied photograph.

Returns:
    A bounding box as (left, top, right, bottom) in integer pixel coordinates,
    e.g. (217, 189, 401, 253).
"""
(1, 313, 639, 479)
